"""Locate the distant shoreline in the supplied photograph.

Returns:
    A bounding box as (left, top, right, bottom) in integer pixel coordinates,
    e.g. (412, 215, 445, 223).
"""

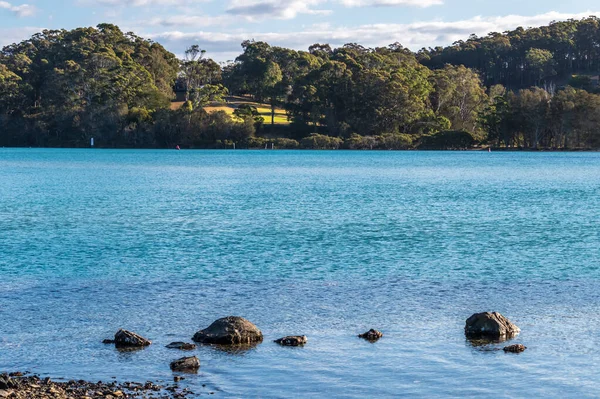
(2, 146, 599, 152)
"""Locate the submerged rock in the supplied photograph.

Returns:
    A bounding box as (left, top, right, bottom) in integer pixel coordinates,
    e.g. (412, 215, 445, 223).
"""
(166, 342, 197, 350)
(465, 312, 520, 340)
(503, 344, 527, 353)
(102, 339, 116, 344)
(192, 317, 263, 345)
(358, 329, 383, 341)
(274, 336, 307, 346)
(170, 356, 200, 372)
(114, 329, 152, 348)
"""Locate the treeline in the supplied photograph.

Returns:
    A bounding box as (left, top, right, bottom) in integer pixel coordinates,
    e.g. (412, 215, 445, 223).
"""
(420, 17, 600, 88)
(1, 20, 600, 149)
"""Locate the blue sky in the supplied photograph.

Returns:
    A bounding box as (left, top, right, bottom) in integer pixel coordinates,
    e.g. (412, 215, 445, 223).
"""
(1, 0, 600, 61)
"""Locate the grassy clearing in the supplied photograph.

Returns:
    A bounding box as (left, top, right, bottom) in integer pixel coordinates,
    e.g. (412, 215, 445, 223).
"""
(171, 96, 290, 125)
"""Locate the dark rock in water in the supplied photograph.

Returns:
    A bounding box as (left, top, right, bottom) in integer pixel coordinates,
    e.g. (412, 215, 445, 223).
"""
(358, 329, 383, 341)
(192, 317, 263, 345)
(102, 339, 116, 344)
(170, 356, 200, 372)
(274, 336, 307, 346)
(114, 329, 152, 348)
(166, 342, 197, 350)
(503, 344, 527, 353)
(465, 312, 520, 339)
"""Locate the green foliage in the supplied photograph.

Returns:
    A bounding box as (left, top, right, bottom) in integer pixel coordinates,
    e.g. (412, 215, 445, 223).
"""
(418, 131, 477, 150)
(233, 104, 264, 124)
(189, 84, 228, 108)
(180, 45, 222, 104)
(245, 137, 299, 149)
(421, 17, 600, 88)
(273, 138, 300, 149)
(344, 133, 413, 150)
(569, 75, 596, 92)
(301, 133, 343, 149)
(525, 48, 557, 85)
(431, 65, 488, 138)
(0, 25, 178, 147)
(5, 20, 600, 150)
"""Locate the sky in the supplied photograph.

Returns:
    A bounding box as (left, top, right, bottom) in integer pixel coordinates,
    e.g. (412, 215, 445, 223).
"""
(1, 0, 600, 62)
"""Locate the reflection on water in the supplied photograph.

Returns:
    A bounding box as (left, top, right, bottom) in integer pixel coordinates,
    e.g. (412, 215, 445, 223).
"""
(200, 343, 261, 355)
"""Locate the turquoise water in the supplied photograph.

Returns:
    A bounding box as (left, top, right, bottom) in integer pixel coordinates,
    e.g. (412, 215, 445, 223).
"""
(1, 149, 599, 398)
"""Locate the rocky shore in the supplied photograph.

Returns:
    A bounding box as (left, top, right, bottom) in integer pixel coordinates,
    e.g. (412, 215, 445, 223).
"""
(0, 373, 208, 399)
(1, 312, 526, 398)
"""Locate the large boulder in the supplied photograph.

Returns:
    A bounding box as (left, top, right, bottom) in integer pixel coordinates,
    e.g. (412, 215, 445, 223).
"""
(114, 329, 151, 348)
(274, 336, 307, 346)
(170, 356, 200, 372)
(192, 317, 263, 345)
(465, 312, 520, 339)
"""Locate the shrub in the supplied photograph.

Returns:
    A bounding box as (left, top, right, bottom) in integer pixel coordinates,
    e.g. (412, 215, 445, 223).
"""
(301, 133, 343, 149)
(377, 133, 413, 150)
(273, 138, 299, 149)
(418, 130, 476, 149)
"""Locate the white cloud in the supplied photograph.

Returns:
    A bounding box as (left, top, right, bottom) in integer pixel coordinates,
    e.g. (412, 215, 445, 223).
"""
(0, 26, 43, 47)
(146, 10, 600, 61)
(145, 15, 233, 27)
(226, 0, 331, 20)
(0, 1, 37, 17)
(83, 0, 193, 5)
(340, 0, 443, 7)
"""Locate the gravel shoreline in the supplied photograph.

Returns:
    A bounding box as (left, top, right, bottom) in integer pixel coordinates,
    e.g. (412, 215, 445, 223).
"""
(0, 372, 209, 398)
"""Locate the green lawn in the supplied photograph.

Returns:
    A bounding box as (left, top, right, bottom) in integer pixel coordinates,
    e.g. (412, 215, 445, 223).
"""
(172, 96, 290, 125)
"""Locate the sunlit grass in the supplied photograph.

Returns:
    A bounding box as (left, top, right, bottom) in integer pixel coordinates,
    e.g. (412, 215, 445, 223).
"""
(171, 96, 290, 125)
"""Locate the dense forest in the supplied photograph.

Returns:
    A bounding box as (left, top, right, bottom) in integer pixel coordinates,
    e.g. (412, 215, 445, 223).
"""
(2, 18, 600, 149)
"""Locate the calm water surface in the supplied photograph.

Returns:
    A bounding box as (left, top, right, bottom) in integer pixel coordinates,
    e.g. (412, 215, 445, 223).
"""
(1, 149, 599, 398)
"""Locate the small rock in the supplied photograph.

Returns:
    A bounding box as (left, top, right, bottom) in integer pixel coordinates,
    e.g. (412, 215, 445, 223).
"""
(166, 342, 197, 350)
(192, 317, 263, 345)
(465, 312, 520, 339)
(274, 336, 307, 346)
(503, 344, 527, 353)
(102, 339, 116, 344)
(170, 356, 200, 372)
(114, 329, 151, 348)
(358, 329, 383, 341)
(112, 390, 124, 397)
(174, 376, 185, 382)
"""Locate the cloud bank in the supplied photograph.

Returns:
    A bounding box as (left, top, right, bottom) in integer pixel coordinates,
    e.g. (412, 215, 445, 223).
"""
(0, 1, 37, 17)
(147, 11, 600, 60)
